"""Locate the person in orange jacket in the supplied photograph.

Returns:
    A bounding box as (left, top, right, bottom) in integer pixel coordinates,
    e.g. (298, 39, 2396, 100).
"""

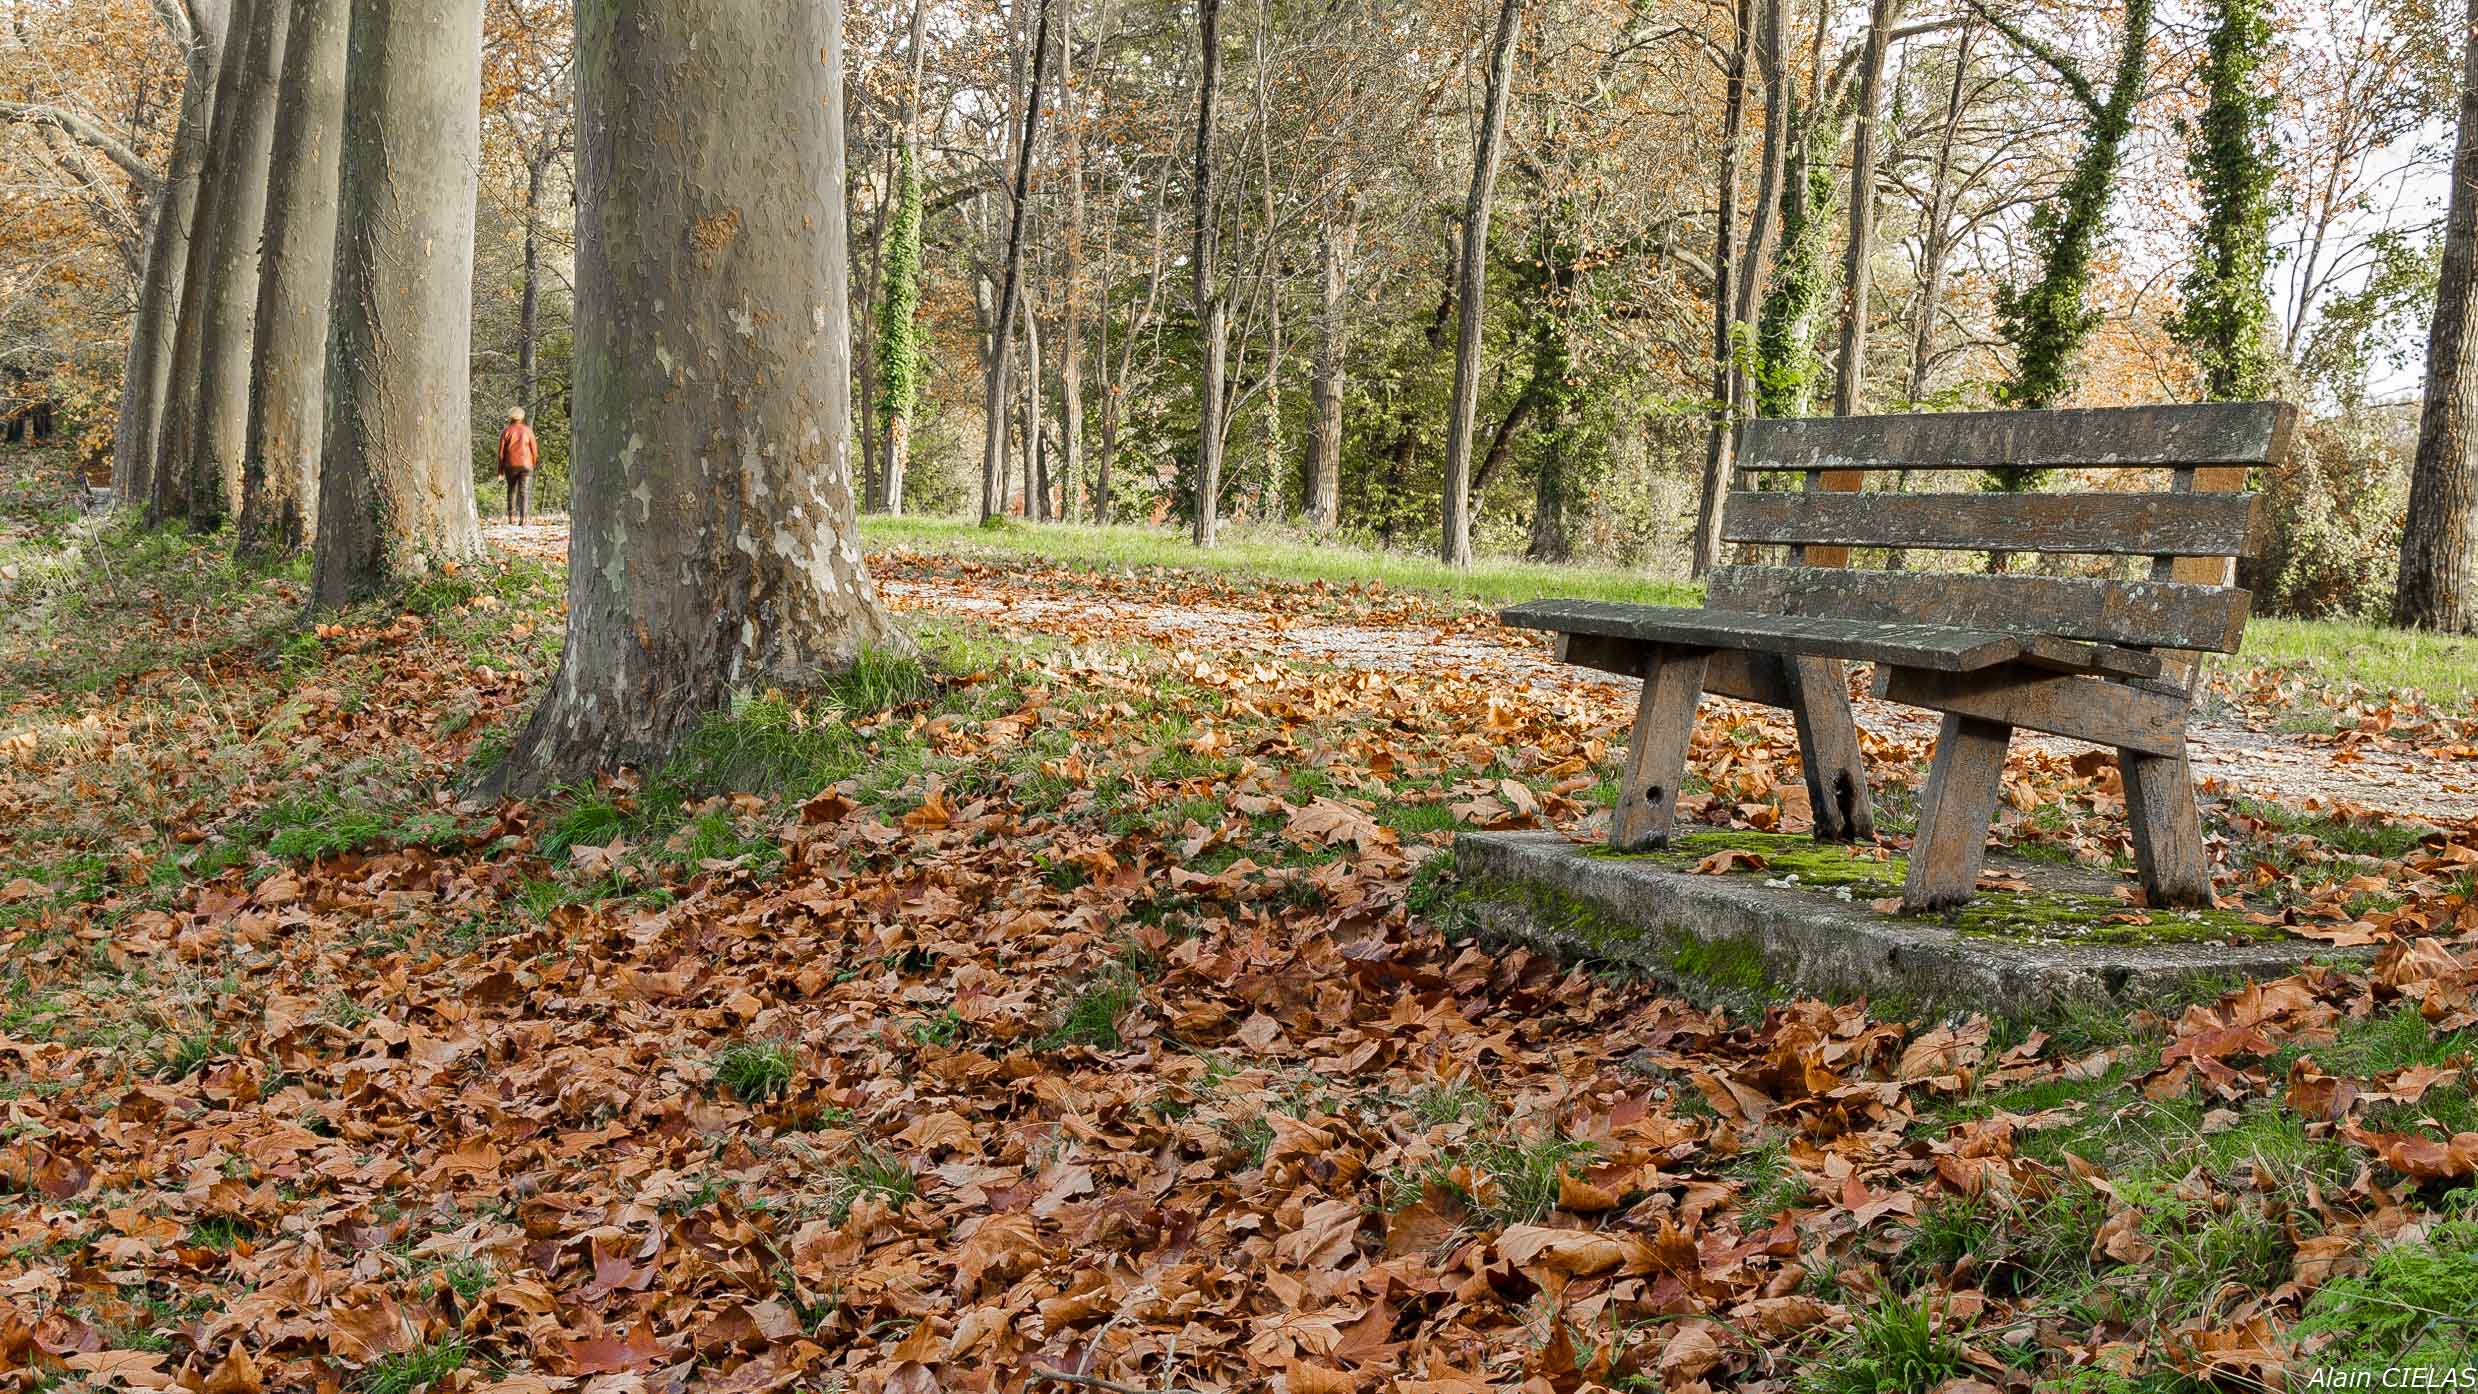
(496, 406, 539, 523)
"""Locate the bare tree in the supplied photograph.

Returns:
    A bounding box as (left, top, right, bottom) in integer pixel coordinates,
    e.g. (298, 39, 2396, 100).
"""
(981, 0, 1054, 523)
(1438, 0, 1525, 568)
(1190, 0, 1229, 546)
(112, 0, 229, 506)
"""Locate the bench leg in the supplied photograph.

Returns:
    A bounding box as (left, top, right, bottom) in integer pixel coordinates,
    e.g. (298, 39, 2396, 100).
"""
(1781, 655, 1875, 843)
(1612, 645, 1710, 852)
(2120, 746, 2212, 908)
(1901, 712, 2012, 913)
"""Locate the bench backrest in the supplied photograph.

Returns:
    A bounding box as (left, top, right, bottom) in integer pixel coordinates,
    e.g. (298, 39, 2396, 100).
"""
(1708, 403, 2298, 654)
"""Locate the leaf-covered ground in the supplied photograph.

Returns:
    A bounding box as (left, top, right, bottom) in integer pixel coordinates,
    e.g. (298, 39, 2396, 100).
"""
(2, 518, 2476, 1394)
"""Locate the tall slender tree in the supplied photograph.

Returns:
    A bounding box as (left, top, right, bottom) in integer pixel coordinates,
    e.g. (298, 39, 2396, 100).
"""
(1439, 0, 1525, 568)
(309, 0, 485, 606)
(1691, 0, 1756, 575)
(239, 0, 346, 557)
(182, 0, 289, 529)
(2397, 0, 2478, 633)
(981, 0, 1053, 523)
(113, 0, 229, 508)
(1190, 0, 1229, 547)
(153, 0, 263, 524)
(495, 0, 904, 790)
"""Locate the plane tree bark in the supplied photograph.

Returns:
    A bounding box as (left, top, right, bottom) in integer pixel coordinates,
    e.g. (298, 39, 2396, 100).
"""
(492, 0, 905, 791)
(239, 0, 346, 558)
(309, 0, 485, 605)
(112, 0, 229, 506)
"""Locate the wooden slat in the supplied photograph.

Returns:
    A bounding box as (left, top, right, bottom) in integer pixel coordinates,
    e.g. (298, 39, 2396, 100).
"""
(1719, 491, 2267, 558)
(1504, 600, 2023, 671)
(1737, 402, 2298, 473)
(1872, 664, 2189, 757)
(1559, 634, 1794, 707)
(1707, 565, 2251, 653)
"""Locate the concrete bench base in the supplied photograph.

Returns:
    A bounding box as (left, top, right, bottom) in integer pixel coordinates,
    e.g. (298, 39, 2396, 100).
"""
(1452, 830, 2349, 1021)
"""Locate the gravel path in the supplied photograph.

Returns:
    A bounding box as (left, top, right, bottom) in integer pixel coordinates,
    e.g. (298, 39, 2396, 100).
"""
(483, 518, 2478, 825)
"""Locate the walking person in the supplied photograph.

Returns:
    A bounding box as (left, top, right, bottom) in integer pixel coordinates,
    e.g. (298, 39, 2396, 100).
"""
(497, 406, 539, 524)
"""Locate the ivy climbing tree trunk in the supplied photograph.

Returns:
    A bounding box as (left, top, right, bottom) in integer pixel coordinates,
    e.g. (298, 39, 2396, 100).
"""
(1439, 0, 1524, 569)
(1981, 0, 2155, 421)
(115, 0, 228, 508)
(308, 0, 484, 606)
(2172, 0, 2278, 401)
(2397, 0, 2478, 633)
(493, 0, 906, 792)
(1753, 102, 1840, 419)
(239, 0, 345, 558)
(877, 0, 931, 516)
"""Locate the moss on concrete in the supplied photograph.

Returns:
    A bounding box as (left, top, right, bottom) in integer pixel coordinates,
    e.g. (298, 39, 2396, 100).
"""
(1592, 830, 2288, 948)
(1459, 873, 1780, 1014)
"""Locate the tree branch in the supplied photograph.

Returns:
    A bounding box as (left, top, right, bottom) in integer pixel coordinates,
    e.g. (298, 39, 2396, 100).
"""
(1963, 0, 2099, 116)
(0, 102, 160, 195)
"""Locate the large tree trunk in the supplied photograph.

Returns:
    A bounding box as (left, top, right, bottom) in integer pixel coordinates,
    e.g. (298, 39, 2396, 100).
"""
(1438, 0, 1524, 568)
(981, 0, 1052, 522)
(496, 0, 904, 791)
(239, 0, 345, 558)
(1692, 0, 1756, 575)
(153, 0, 262, 524)
(1831, 0, 1896, 416)
(1190, 0, 1228, 548)
(1305, 209, 1355, 532)
(116, 0, 229, 507)
(308, 0, 484, 606)
(184, 0, 289, 529)
(2398, 0, 2478, 633)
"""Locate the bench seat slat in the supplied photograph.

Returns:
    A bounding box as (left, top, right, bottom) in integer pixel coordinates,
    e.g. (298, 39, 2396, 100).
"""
(1720, 490, 2265, 558)
(1503, 600, 2024, 672)
(1707, 565, 2249, 653)
(1737, 402, 2297, 472)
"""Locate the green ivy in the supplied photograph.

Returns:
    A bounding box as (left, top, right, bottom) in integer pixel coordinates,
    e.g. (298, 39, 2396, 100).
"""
(1988, 0, 2156, 488)
(877, 143, 927, 433)
(1753, 105, 1843, 421)
(2171, 0, 2279, 402)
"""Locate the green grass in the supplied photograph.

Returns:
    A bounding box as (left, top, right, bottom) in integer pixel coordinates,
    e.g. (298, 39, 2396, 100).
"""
(1038, 975, 1142, 1052)
(2292, 1208, 2478, 1374)
(1800, 1295, 1974, 1394)
(827, 1147, 917, 1223)
(861, 515, 1698, 611)
(713, 1039, 799, 1104)
(359, 1340, 468, 1394)
(2236, 615, 2478, 707)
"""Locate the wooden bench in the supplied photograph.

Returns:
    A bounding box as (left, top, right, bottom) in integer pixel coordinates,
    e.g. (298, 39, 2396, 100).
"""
(1506, 402, 2298, 913)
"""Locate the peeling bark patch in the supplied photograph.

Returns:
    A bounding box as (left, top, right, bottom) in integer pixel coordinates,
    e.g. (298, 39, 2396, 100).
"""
(691, 207, 743, 265)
